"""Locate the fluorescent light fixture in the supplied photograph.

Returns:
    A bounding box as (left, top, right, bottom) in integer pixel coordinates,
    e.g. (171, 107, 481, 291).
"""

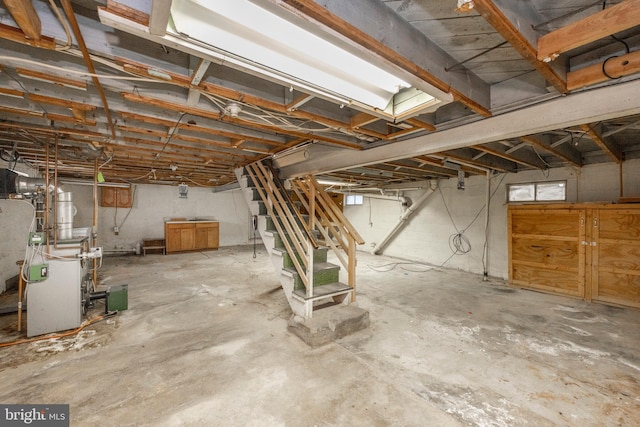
(169, 0, 411, 110)
(99, 0, 452, 119)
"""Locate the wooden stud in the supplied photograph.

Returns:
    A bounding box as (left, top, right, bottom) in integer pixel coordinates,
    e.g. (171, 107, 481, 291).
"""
(579, 124, 622, 163)
(0, 22, 56, 49)
(520, 135, 582, 167)
(2, 0, 41, 41)
(538, 0, 640, 62)
(16, 68, 87, 90)
(567, 49, 640, 91)
(472, 0, 567, 94)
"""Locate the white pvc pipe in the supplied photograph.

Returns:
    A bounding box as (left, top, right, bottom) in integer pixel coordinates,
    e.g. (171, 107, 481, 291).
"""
(372, 188, 435, 255)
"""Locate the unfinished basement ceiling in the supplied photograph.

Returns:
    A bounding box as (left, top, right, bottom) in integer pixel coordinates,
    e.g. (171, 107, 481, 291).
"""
(0, 0, 639, 188)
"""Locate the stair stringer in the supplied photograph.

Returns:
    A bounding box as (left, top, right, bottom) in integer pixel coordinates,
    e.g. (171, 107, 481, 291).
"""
(235, 168, 308, 317)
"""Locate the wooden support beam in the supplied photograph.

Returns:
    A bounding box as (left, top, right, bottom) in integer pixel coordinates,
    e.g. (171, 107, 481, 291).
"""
(279, 0, 491, 116)
(472, 144, 545, 169)
(580, 123, 622, 162)
(350, 112, 380, 129)
(538, 0, 640, 62)
(16, 68, 87, 90)
(0, 88, 24, 98)
(0, 22, 55, 49)
(2, 0, 41, 41)
(413, 156, 480, 176)
(149, 0, 172, 36)
(29, 93, 96, 111)
(567, 49, 640, 91)
(121, 92, 221, 121)
(441, 150, 514, 173)
(286, 94, 314, 111)
(472, 0, 567, 94)
(404, 118, 436, 132)
(520, 135, 582, 167)
(385, 160, 457, 177)
(47, 113, 97, 126)
(105, 0, 149, 26)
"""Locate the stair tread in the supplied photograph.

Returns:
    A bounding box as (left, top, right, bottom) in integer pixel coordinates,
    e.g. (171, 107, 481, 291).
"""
(292, 282, 352, 301)
(283, 262, 339, 274)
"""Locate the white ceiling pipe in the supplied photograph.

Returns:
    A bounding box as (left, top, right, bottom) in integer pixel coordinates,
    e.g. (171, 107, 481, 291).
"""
(372, 187, 436, 255)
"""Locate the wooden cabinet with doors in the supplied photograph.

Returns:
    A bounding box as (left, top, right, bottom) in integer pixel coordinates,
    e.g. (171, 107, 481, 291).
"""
(101, 186, 132, 208)
(165, 221, 219, 253)
(508, 203, 640, 309)
(195, 222, 219, 250)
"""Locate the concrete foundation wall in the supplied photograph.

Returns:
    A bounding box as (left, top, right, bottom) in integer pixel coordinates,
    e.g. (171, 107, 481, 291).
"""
(344, 159, 640, 280)
(0, 177, 251, 292)
(73, 184, 252, 254)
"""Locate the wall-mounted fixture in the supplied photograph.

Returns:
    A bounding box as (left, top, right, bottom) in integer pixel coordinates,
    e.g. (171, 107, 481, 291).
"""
(225, 102, 242, 118)
(178, 182, 188, 198)
(457, 169, 465, 191)
(99, 0, 453, 120)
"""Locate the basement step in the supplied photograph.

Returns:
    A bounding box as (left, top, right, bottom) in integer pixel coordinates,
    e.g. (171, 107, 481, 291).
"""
(282, 262, 340, 289)
(291, 282, 353, 302)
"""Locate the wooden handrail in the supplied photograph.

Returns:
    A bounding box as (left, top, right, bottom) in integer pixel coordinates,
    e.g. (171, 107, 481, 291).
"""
(254, 162, 310, 260)
(247, 161, 363, 301)
(291, 175, 364, 299)
(246, 163, 309, 290)
(264, 161, 319, 249)
(307, 175, 364, 244)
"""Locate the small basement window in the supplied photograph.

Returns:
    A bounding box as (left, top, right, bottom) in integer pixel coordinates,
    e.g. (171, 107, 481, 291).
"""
(507, 181, 566, 203)
(345, 194, 364, 205)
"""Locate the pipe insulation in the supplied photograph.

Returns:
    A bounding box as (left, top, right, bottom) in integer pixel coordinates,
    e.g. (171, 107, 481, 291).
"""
(372, 187, 436, 255)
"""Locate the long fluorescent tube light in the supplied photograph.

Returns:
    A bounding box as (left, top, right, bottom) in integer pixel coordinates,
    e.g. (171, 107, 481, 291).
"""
(169, 0, 411, 110)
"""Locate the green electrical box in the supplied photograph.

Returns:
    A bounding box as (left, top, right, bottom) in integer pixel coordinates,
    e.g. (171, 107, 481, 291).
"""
(29, 232, 46, 245)
(28, 264, 49, 282)
(106, 284, 128, 312)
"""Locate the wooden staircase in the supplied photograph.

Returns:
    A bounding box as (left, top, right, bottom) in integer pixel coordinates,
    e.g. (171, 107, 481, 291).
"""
(235, 160, 364, 319)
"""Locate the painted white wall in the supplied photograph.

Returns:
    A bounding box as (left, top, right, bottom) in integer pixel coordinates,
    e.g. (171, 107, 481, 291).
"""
(0, 178, 251, 292)
(344, 159, 640, 280)
(70, 184, 252, 253)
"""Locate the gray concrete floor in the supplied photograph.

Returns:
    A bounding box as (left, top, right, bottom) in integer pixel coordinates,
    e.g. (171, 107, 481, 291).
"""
(0, 245, 638, 426)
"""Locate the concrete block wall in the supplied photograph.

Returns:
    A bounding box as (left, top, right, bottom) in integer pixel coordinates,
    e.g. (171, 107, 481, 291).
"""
(344, 159, 640, 280)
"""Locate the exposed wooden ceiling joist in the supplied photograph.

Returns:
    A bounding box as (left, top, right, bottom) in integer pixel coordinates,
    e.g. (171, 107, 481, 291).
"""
(580, 123, 622, 162)
(2, 0, 41, 41)
(537, 0, 640, 62)
(279, 0, 491, 116)
(472, 0, 567, 93)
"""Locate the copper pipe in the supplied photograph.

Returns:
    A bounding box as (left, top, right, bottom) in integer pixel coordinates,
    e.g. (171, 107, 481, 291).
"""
(45, 137, 50, 253)
(92, 158, 98, 291)
(54, 135, 58, 246)
(60, 0, 116, 139)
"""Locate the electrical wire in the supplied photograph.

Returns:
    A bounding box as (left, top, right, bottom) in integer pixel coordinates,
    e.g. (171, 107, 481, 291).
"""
(438, 173, 506, 268)
(47, 0, 72, 51)
(114, 185, 137, 231)
(601, 0, 631, 80)
(0, 56, 164, 84)
(0, 312, 116, 348)
(367, 261, 433, 273)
